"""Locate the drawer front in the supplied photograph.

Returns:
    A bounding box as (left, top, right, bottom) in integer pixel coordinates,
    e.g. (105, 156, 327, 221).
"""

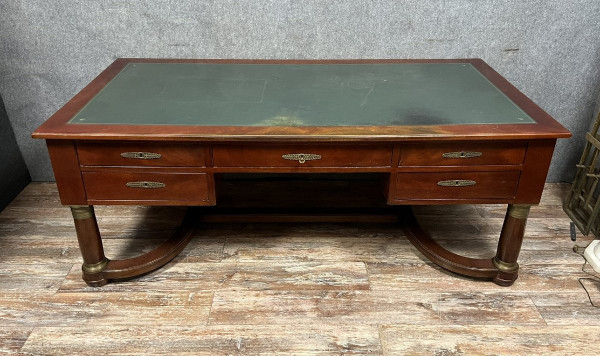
(400, 142, 526, 166)
(213, 145, 392, 167)
(83, 172, 211, 202)
(394, 171, 520, 200)
(77, 142, 206, 167)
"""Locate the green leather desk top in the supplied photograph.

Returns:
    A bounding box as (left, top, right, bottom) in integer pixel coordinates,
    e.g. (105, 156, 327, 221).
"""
(69, 62, 535, 127)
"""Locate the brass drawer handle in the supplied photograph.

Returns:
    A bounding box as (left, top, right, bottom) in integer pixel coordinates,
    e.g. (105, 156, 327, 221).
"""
(437, 180, 476, 187)
(281, 153, 322, 164)
(121, 152, 162, 160)
(125, 181, 166, 189)
(442, 151, 482, 159)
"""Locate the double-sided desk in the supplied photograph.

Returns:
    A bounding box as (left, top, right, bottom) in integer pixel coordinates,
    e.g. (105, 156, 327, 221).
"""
(33, 59, 570, 287)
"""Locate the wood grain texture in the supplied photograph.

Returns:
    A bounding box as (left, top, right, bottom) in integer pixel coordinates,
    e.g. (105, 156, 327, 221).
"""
(45, 140, 87, 205)
(399, 141, 527, 166)
(208, 290, 544, 326)
(213, 144, 393, 168)
(0, 328, 32, 355)
(0, 182, 597, 354)
(0, 291, 213, 327)
(59, 261, 370, 293)
(393, 171, 520, 200)
(77, 141, 207, 167)
(82, 171, 213, 205)
(367, 262, 588, 293)
(514, 139, 557, 203)
(530, 289, 600, 326)
(21, 325, 382, 355)
(379, 325, 600, 355)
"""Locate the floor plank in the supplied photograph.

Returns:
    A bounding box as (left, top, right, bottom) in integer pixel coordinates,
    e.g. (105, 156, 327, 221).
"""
(0, 182, 596, 355)
(0, 264, 72, 292)
(59, 261, 370, 292)
(367, 261, 589, 293)
(379, 325, 600, 355)
(208, 290, 544, 326)
(22, 325, 382, 355)
(0, 328, 32, 355)
(0, 291, 213, 327)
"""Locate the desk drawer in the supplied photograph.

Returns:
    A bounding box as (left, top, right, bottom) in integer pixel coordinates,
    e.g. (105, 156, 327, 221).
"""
(394, 171, 520, 200)
(77, 142, 206, 167)
(82, 172, 211, 203)
(400, 142, 526, 166)
(213, 145, 392, 167)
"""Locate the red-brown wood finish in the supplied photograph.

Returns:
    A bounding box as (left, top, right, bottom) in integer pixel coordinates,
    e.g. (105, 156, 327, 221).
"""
(77, 142, 207, 167)
(493, 206, 530, 286)
(46, 140, 87, 205)
(73, 206, 198, 286)
(213, 144, 392, 168)
(32, 58, 572, 287)
(400, 206, 499, 279)
(399, 142, 526, 166)
(393, 171, 520, 201)
(71, 206, 108, 286)
(514, 139, 557, 204)
(82, 172, 213, 205)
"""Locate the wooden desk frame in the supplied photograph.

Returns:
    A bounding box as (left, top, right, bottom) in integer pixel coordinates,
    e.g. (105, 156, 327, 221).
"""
(33, 58, 571, 287)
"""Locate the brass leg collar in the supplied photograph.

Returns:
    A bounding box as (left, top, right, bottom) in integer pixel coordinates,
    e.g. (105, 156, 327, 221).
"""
(507, 204, 532, 219)
(71, 205, 94, 220)
(492, 256, 519, 273)
(82, 258, 109, 274)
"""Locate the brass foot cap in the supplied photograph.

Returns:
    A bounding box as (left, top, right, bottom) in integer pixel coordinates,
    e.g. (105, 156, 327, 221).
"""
(82, 257, 109, 274)
(492, 256, 519, 273)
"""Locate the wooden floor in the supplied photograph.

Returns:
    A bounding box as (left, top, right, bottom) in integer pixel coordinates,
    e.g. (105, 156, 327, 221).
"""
(0, 183, 599, 355)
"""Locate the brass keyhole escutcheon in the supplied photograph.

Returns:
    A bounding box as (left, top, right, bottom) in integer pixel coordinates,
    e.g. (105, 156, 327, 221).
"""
(125, 181, 166, 189)
(281, 153, 322, 163)
(437, 179, 477, 187)
(442, 151, 482, 159)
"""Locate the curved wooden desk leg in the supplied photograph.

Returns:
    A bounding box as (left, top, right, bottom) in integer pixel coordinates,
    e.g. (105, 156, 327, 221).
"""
(493, 204, 531, 286)
(400, 204, 531, 286)
(70, 205, 197, 287)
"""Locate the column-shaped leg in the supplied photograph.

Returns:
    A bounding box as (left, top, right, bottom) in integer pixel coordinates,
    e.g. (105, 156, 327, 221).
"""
(70, 205, 109, 287)
(492, 204, 531, 286)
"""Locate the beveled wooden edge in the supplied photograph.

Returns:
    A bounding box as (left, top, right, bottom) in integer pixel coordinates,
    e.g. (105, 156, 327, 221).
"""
(32, 58, 571, 141)
(398, 206, 499, 279)
(94, 207, 198, 283)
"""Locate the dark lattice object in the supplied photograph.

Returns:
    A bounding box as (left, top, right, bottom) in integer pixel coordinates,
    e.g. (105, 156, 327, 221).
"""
(565, 112, 600, 236)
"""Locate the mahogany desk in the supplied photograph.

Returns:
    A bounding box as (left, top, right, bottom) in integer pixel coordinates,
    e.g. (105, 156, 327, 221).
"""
(33, 59, 570, 287)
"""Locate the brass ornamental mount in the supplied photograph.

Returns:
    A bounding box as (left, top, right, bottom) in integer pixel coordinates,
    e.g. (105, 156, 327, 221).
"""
(282, 153, 322, 164)
(437, 179, 477, 187)
(492, 256, 519, 273)
(82, 257, 110, 274)
(125, 181, 166, 189)
(70, 205, 94, 220)
(121, 152, 162, 160)
(507, 204, 531, 219)
(442, 151, 483, 159)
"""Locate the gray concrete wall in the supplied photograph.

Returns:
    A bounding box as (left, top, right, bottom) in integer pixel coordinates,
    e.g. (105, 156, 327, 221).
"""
(1, 0, 599, 182)
(0, 94, 31, 211)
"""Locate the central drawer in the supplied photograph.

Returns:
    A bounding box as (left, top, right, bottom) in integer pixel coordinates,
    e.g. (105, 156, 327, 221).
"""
(212, 145, 392, 168)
